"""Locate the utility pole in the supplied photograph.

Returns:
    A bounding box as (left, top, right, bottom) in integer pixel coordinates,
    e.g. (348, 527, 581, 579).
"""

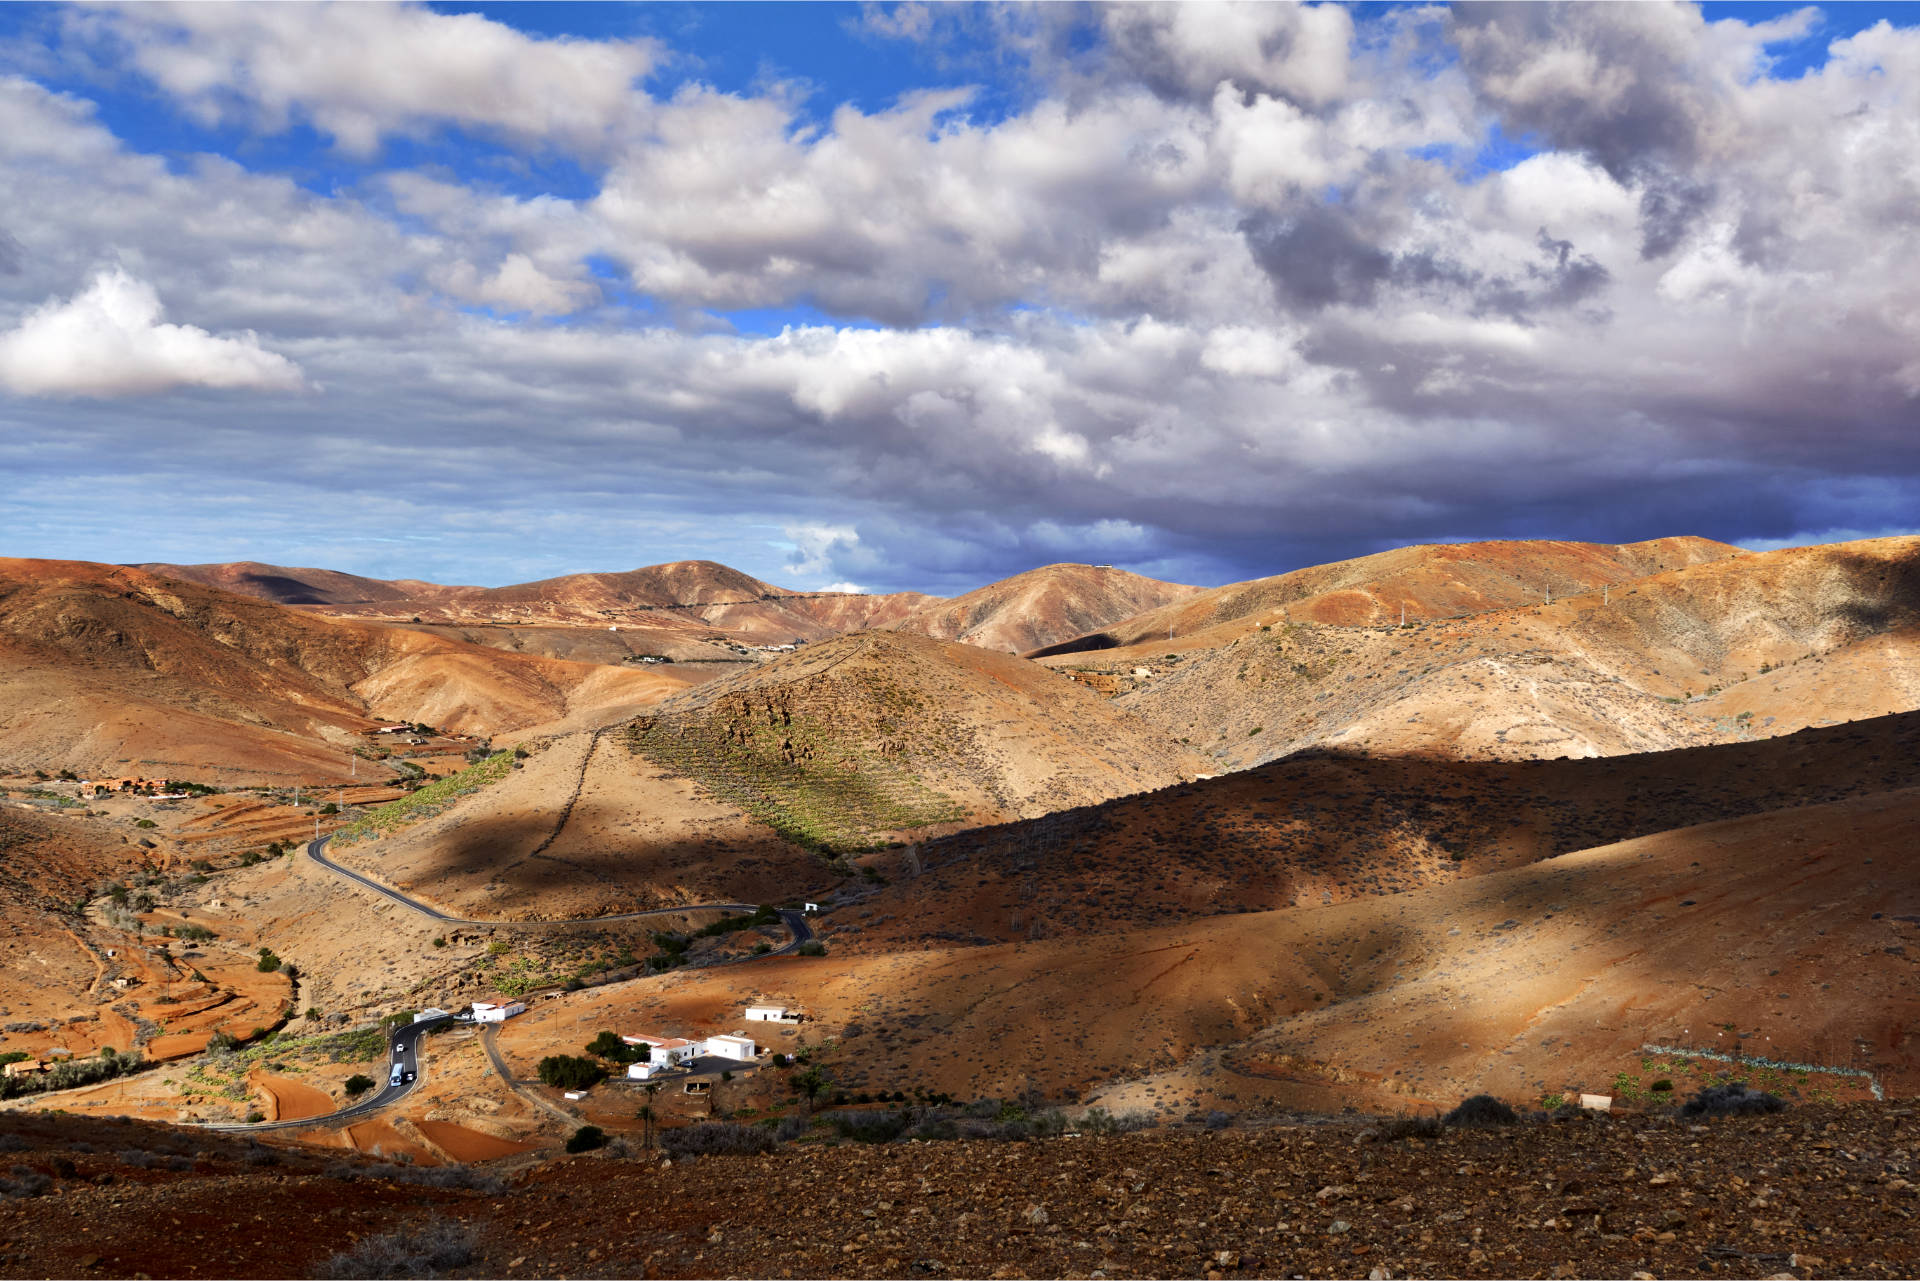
(1544, 584, 1551, 606)
(1400, 603, 1406, 627)
(1604, 583, 1610, 606)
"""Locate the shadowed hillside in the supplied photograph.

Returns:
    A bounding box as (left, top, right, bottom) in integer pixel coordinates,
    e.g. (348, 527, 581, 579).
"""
(838, 710, 1920, 950)
(134, 561, 459, 607)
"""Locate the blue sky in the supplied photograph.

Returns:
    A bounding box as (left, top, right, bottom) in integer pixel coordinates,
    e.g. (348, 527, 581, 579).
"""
(1, 2, 1918, 593)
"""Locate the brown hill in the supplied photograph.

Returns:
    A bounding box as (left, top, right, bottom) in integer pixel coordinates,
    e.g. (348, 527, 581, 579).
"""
(893, 562, 1198, 654)
(323, 559, 935, 642)
(838, 710, 1920, 949)
(1033, 536, 1740, 656)
(132, 560, 455, 606)
(0, 559, 692, 781)
(624, 630, 1211, 852)
(319, 727, 838, 921)
(1052, 536, 1920, 767)
(621, 776, 1920, 1115)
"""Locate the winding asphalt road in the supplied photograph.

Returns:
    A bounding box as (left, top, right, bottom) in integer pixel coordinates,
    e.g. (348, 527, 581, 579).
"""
(196, 1012, 454, 1134)
(192, 837, 814, 1130)
(166, 838, 816, 1135)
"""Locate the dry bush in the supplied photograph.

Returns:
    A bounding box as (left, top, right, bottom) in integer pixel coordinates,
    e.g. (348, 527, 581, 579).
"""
(1681, 1082, 1787, 1118)
(660, 1122, 778, 1159)
(313, 1219, 478, 1279)
(1376, 1113, 1443, 1142)
(1443, 1094, 1520, 1128)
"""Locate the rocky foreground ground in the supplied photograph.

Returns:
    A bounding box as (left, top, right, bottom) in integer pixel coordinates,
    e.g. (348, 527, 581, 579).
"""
(0, 1102, 1914, 1279)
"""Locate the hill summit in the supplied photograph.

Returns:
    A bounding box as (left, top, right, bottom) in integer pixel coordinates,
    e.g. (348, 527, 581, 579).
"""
(894, 562, 1196, 654)
(624, 630, 1207, 852)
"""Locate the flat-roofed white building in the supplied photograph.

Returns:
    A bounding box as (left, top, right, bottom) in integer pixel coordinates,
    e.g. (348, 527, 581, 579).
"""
(624, 1034, 699, 1079)
(744, 1005, 800, 1023)
(703, 1034, 759, 1061)
(470, 1000, 526, 1023)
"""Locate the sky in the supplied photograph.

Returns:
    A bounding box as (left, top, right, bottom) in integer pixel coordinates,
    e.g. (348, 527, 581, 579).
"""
(2, 2, 1919, 594)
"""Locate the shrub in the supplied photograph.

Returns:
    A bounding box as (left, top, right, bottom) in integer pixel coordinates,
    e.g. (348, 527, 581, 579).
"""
(661, 1122, 777, 1159)
(1649, 1079, 1674, 1093)
(1203, 1109, 1233, 1130)
(565, 1125, 607, 1154)
(1077, 1107, 1150, 1136)
(313, 1219, 478, 1279)
(0, 1169, 49, 1199)
(0, 1135, 27, 1153)
(585, 1031, 644, 1064)
(535, 1055, 606, 1092)
(1443, 1094, 1520, 1128)
(827, 1110, 909, 1143)
(1376, 1113, 1443, 1142)
(134, 819, 156, 829)
(256, 948, 282, 973)
(1681, 1082, 1786, 1118)
(797, 940, 827, 957)
(344, 1075, 375, 1098)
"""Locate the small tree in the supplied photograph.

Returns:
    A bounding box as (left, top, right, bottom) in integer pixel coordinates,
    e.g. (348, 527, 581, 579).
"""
(537, 1055, 607, 1091)
(344, 1074, 376, 1097)
(640, 1081, 661, 1150)
(586, 1030, 640, 1062)
(255, 948, 282, 973)
(565, 1125, 607, 1154)
(794, 1065, 829, 1110)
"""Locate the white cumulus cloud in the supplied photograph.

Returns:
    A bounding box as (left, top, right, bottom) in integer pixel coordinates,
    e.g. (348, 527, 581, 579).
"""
(0, 268, 305, 398)
(93, 1, 659, 155)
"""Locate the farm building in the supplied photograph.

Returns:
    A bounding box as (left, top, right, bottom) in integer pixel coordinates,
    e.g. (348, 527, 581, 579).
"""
(469, 1000, 525, 1023)
(703, 1034, 759, 1061)
(744, 1005, 801, 1023)
(622, 1035, 700, 1079)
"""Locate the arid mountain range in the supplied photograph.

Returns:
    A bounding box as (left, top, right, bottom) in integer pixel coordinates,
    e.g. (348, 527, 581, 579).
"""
(1, 532, 1916, 1250)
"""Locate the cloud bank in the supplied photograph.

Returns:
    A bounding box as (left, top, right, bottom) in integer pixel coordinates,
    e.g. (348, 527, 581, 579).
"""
(0, 3, 1915, 590)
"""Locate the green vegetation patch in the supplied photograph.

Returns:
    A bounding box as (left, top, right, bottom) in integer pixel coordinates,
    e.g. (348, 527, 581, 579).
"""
(330, 750, 515, 847)
(624, 709, 966, 855)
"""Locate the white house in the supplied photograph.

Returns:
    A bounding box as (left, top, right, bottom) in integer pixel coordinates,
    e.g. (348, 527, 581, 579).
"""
(621, 1034, 699, 1078)
(470, 1000, 526, 1023)
(702, 1034, 759, 1062)
(744, 1005, 800, 1023)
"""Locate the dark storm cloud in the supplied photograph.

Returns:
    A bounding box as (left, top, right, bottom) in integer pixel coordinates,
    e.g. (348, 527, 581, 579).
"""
(1244, 208, 1610, 322)
(1451, 3, 1728, 257)
(1637, 173, 1717, 260)
(1240, 206, 1393, 310)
